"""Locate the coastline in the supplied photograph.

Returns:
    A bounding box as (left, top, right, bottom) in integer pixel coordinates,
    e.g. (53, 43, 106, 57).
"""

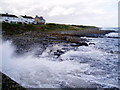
(2, 22, 115, 56)
(1, 22, 118, 89)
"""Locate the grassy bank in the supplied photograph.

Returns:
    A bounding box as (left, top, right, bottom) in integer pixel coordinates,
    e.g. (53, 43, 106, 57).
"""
(2, 22, 98, 35)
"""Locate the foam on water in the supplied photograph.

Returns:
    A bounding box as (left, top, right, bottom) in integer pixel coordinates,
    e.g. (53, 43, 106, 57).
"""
(1, 41, 92, 88)
(1, 39, 119, 88)
(106, 32, 119, 38)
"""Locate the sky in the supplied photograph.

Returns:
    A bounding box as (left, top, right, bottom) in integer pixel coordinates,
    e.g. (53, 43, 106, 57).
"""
(0, 0, 119, 27)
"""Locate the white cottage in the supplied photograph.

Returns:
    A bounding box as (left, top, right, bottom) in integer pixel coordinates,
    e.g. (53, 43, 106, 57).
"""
(34, 16, 46, 24)
(19, 15, 34, 24)
(0, 13, 46, 25)
(0, 13, 19, 23)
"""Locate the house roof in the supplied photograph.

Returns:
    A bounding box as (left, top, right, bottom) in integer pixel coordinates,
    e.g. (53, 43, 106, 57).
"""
(1, 13, 18, 18)
(21, 15, 34, 19)
(35, 16, 45, 20)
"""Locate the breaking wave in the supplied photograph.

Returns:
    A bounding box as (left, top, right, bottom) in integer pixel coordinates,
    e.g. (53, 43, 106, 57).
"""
(1, 38, 119, 88)
(106, 32, 119, 38)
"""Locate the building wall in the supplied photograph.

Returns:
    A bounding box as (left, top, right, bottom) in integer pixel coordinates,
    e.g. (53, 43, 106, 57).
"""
(1, 15, 45, 24)
(1, 16, 19, 23)
(34, 17, 45, 24)
(18, 17, 34, 24)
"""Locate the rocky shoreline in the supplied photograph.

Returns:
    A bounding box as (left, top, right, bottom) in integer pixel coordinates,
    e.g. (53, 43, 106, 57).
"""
(2, 23, 116, 89)
(2, 28, 114, 57)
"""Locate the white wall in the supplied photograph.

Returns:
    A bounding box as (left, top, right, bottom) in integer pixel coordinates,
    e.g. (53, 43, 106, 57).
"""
(24, 18, 34, 24)
(2, 16, 19, 23)
(18, 16, 34, 24)
(1, 16, 36, 24)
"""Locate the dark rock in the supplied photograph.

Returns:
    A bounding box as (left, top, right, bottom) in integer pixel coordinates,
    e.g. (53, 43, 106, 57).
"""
(110, 50, 114, 53)
(70, 42, 88, 46)
(89, 43, 95, 45)
(80, 42, 88, 46)
(2, 72, 26, 90)
(54, 50, 65, 57)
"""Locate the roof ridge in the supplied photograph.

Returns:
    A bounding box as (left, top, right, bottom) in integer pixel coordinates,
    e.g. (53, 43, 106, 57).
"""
(1, 13, 18, 17)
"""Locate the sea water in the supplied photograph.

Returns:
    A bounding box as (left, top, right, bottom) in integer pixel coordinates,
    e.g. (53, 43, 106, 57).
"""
(1, 28, 119, 88)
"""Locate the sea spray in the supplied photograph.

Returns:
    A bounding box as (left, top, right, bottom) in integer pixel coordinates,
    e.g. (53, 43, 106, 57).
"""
(1, 41, 94, 88)
(1, 40, 119, 88)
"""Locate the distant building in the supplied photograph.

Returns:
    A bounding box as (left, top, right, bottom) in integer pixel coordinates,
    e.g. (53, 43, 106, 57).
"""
(0, 13, 46, 24)
(0, 13, 18, 23)
(34, 15, 45, 24)
(19, 15, 34, 24)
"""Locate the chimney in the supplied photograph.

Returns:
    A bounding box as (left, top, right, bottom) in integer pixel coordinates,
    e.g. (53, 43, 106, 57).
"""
(36, 15, 38, 17)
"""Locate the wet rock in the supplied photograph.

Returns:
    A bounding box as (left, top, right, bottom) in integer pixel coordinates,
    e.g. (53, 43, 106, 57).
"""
(80, 42, 88, 46)
(2, 73, 26, 90)
(54, 50, 65, 57)
(89, 43, 95, 45)
(70, 42, 88, 46)
(110, 50, 114, 53)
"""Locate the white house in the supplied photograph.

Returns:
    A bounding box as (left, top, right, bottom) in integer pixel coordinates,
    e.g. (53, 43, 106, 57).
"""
(34, 16, 46, 24)
(0, 13, 46, 24)
(0, 13, 19, 23)
(19, 15, 34, 24)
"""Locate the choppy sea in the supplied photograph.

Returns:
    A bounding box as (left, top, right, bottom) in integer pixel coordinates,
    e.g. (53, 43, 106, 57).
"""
(1, 27, 119, 88)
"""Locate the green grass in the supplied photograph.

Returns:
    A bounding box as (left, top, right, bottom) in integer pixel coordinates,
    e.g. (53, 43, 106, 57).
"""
(2, 22, 36, 35)
(2, 22, 98, 35)
(33, 23, 98, 32)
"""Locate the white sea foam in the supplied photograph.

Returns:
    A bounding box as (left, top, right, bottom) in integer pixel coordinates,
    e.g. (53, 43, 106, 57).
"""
(1, 40, 119, 88)
(106, 32, 119, 38)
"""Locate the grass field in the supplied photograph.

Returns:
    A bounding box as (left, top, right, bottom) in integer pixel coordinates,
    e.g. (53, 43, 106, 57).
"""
(2, 22, 98, 35)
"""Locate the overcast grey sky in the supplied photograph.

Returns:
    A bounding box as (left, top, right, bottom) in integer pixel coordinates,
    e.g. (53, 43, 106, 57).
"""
(0, 0, 119, 27)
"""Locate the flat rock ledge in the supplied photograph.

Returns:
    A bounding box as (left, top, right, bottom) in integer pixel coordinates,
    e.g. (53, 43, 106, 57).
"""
(1, 72, 26, 90)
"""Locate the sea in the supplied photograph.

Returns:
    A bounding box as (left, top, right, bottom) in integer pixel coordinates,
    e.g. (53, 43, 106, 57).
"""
(0, 27, 119, 88)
